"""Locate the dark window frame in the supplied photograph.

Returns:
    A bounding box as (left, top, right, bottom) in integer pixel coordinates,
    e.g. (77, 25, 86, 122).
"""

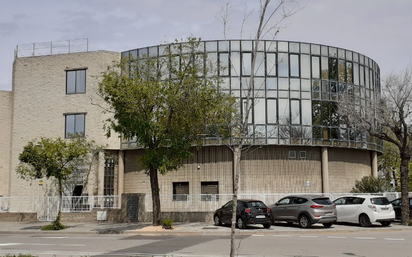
(66, 68, 87, 94)
(64, 113, 86, 138)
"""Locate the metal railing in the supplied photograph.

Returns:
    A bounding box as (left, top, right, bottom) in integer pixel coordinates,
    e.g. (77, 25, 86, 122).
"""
(0, 195, 120, 221)
(15, 38, 89, 58)
(144, 192, 407, 212)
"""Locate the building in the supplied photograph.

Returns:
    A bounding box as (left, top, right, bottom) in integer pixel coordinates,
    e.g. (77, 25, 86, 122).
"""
(0, 39, 382, 201)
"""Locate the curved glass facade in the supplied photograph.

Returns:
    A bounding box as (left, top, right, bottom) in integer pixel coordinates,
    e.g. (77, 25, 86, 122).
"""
(122, 40, 382, 152)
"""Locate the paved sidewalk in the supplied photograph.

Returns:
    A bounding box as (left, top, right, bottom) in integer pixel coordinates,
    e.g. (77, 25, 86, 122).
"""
(0, 221, 411, 236)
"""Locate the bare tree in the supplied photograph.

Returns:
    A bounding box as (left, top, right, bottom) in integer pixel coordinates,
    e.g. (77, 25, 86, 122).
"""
(338, 66, 412, 224)
(218, 1, 301, 256)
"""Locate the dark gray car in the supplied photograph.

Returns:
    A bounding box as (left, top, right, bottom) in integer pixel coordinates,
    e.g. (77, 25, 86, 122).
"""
(269, 195, 337, 228)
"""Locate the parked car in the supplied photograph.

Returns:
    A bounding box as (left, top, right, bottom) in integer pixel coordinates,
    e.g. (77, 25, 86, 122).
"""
(269, 195, 337, 228)
(333, 195, 395, 227)
(390, 197, 412, 219)
(214, 199, 272, 229)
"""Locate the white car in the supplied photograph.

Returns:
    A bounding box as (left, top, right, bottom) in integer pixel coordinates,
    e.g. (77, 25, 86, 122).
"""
(333, 195, 395, 227)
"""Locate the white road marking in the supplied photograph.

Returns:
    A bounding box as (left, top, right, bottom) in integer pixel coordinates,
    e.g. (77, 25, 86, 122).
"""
(252, 235, 265, 237)
(0, 243, 84, 247)
(300, 236, 319, 238)
(327, 236, 347, 239)
(384, 238, 405, 241)
(0, 243, 20, 246)
(355, 237, 375, 240)
(272, 235, 292, 237)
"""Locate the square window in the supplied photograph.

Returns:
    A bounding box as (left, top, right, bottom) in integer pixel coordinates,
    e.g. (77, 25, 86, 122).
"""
(66, 69, 86, 94)
(173, 182, 189, 201)
(300, 151, 307, 159)
(201, 181, 219, 201)
(65, 113, 85, 138)
(289, 150, 296, 159)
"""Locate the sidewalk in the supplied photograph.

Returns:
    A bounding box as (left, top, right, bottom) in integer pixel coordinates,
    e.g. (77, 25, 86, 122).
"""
(0, 221, 411, 236)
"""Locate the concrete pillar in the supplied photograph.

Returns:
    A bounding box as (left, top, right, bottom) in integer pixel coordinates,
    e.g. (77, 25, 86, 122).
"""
(321, 147, 330, 193)
(371, 151, 378, 177)
(97, 151, 105, 196)
(118, 150, 125, 195)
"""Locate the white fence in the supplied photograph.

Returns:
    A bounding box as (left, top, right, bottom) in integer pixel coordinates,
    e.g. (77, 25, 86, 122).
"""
(145, 192, 406, 212)
(0, 195, 121, 221)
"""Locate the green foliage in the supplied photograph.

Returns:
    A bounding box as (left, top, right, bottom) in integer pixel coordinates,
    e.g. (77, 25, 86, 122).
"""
(351, 175, 393, 193)
(98, 36, 236, 174)
(41, 212, 67, 230)
(162, 217, 173, 229)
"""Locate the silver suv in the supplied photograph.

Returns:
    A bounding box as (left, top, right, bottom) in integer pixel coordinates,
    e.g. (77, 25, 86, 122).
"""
(269, 195, 337, 228)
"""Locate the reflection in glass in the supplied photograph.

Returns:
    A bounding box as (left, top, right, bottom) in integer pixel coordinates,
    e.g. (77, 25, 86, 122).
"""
(290, 100, 301, 125)
(290, 42, 299, 53)
(266, 41, 277, 52)
(65, 115, 75, 136)
(301, 55, 310, 78)
(302, 79, 310, 91)
(279, 99, 289, 125)
(346, 62, 353, 83)
(231, 78, 240, 89)
(353, 63, 359, 85)
(219, 41, 229, 51)
(360, 66, 364, 86)
(231, 52, 240, 76)
(279, 78, 288, 90)
(329, 47, 337, 57)
(267, 99, 277, 124)
(321, 57, 328, 79)
(290, 54, 300, 77)
(266, 53, 277, 76)
(312, 101, 321, 125)
(242, 53, 251, 76)
(365, 67, 370, 88)
(254, 99, 266, 124)
(312, 56, 320, 79)
(278, 53, 289, 77)
(290, 78, 300, 91)
(338, 60, 345, 82)
(256, 52, 265, 76)
(330, 82, 337, 94)
(242, 41, 252, 51)
(301, 43, 310, 54)
(267, 78, 277, 90)
(312, 80, 320, 91)
(328, 58, 338, 80)
(219, 53, 229, 76)
(278, 42, 288, 52)
(66, 71, 76, 94)
(302, 100, 312, 125)
(311, 44, 320, 55)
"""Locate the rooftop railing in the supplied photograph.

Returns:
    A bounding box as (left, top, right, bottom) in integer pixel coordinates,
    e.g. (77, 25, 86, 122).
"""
(15, 38, 88, 58)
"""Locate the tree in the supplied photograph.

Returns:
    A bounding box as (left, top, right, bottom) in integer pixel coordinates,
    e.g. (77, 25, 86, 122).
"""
(17, 137, 99, 230)
(338, 66, 412, 224)
(218, 1, 301, 256)
(350, 175, 392, 193)
(98, 37, 236, 226)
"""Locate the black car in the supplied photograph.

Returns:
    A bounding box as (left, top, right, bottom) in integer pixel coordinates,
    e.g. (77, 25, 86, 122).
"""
(214, 199, 272, 229)
(390, 197, 412, 219)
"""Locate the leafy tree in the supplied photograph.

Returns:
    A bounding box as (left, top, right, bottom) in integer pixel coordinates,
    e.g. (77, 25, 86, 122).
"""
(98, 37, 236, 226)
(350, 175, 392, 193)
(17, 137, 100, 230)
(338, 67, 412, 224)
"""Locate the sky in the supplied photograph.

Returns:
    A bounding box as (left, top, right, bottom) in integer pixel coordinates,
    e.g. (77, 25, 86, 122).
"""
(1, 0, 412, 91)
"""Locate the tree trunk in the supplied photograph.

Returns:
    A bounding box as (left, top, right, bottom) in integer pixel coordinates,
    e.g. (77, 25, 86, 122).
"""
(149, 165, 162, 226)
(399, 154, 410, 224)
(230, 146, 240, 257)
(57, 177, 63, 223)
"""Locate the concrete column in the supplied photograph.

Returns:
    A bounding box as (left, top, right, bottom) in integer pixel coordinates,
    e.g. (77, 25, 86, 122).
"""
(97, 151, 105, 196)
(321, 147, 330, 193)
(118, 150, 125, 195)
(371, 151, 378, 177)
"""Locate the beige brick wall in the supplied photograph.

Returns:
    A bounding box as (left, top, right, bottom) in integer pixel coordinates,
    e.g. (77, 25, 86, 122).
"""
(122, 145, 374, 195)
(328, 148, 372, 193)
(0, 91, 13, 196)
(9, 51, 120, 197)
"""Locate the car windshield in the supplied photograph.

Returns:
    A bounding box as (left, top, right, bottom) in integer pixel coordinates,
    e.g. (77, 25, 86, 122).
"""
(370, 197, 390, 205)
(312, 198, 333, 205)
(246, 201, 266, 208)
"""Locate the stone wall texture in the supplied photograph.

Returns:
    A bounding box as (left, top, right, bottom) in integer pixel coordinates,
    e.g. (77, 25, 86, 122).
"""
(0, 91, 13, 197)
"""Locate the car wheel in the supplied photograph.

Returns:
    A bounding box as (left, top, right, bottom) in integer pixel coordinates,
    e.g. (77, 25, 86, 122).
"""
(359, 214, 372, 227)
(380, 221, 391, 227)
(298, 214, 311, 228)
(263, 223, 271, 229)
(237, 218, 245, 229)
(214, 215, 221, 226)
(323, 222, 333, 228)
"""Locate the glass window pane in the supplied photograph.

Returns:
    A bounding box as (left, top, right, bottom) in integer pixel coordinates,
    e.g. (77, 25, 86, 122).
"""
(254, 78, 265, 91)
(75, 114, 85, 136)
(266, 41, 277, 52)
(302, 100, 312, 125)
(290, 42, 299, 53)
(290, 78, 300, 91)
(278, 53, 289, 77)
(290, 54, 299, 77)
(346, 62, 353, 83)
(312, 101, 321, 125)
(329, 47, 337, 57)
(206, 41, 217, 52)
(301, 55, 310, 78)
(218, 41, 229, 51)
(346, 50, 352, 61)
(311, 44, 320, 55)
(231, 78, 240, 89)
(67, 71, 75, 94)
(65, 115, 75, 137)
(256, 52, 265, 76)
(279, 99, 289, 124)
(254, 99, 265, 124)
(207, 52, 217, 77)
(241, 41, 252, 51)
(267, 78, 277, 90)
(279, 78, 288, 90)
(360, 66, 365, 86)
(230, 52, 240, 76)
(290, 100, 300, 125)
(301, 43, 310, 54)
(266, 53, 277, 76)
(338, 60, 345, 82)
(278, 42, 288, 52)
(76, 70, 86, 93)
(321, 46, 328, 56)
(312, 56, 320, 79)
(301, 79, 310, 91)
(321, 57, 328, 80)
(353, 63, 359, 85)
(219, 53, 229, 76)
(329, 58, 338, 80)
(231, 41, 240, 51)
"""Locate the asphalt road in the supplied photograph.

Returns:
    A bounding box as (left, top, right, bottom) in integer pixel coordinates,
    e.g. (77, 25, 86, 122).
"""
(0, 229, 410, 257)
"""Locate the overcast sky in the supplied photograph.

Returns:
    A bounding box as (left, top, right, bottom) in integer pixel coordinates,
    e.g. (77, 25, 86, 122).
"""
(1, 0, 412, 91)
